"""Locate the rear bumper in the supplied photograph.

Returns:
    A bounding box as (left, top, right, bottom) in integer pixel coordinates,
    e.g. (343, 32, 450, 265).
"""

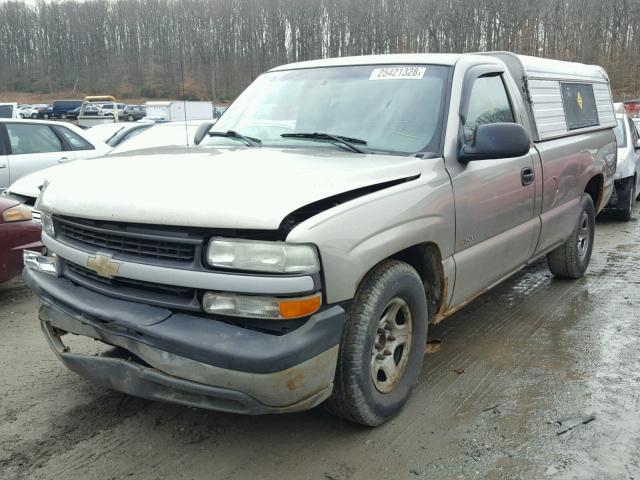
(25, 268, 345, 414)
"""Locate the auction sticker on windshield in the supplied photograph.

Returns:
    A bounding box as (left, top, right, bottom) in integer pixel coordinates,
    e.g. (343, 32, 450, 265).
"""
(369, 66, 426, 80)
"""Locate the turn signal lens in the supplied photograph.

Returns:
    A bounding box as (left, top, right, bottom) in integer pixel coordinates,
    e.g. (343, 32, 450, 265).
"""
(202, 292, 322, 320)
(279, 294, 322, 319)
(2, 205, 32, 223)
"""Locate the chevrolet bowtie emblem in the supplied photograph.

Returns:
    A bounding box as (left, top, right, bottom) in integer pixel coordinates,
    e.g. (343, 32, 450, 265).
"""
(86, 254, 120, 279)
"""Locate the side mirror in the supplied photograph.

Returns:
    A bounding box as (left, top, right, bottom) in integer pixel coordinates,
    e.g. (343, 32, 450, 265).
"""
(194, 121, 216, 145)
(459, 123, 531, 163)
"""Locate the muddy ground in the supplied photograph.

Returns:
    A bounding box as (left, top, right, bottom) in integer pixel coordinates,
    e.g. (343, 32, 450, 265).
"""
(1, 212, 639, 480)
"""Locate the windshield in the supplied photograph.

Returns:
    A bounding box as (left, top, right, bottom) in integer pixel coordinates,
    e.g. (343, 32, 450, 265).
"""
(205, 64, 450, 155)
(614, 118, 627, 148)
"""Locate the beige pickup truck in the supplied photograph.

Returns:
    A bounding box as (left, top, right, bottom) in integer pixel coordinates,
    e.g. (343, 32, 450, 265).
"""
(24, 52, 616, 426)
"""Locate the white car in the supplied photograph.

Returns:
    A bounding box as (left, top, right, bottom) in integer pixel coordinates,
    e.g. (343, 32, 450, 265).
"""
(107, 120, 206, 154)
(98, 102, 126, 118)
(17, 105, 46, 119)
(605, 111, 640, 220)
(3, 120, 208, 208)
(0, 119, 110, 193)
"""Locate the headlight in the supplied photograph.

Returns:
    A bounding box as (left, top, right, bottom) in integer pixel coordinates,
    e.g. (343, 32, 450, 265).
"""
(202, 292, 322, 320)
(206, 238, 319, 274)
(2, 204, 32, 223)
(41, 212, 55, 237)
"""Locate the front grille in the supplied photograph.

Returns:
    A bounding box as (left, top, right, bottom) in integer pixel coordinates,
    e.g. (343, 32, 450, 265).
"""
(54, 216, 198, 264)
(64, 260, 200, 310)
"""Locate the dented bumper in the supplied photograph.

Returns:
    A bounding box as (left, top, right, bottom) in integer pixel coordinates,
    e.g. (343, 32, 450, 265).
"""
(25, 268, 345, 414)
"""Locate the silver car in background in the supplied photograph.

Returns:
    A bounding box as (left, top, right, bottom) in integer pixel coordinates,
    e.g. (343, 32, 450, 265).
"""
(605, 108, 640, 220)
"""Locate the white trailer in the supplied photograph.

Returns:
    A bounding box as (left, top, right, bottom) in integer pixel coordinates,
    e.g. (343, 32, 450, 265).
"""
(144, 101, 213, 122)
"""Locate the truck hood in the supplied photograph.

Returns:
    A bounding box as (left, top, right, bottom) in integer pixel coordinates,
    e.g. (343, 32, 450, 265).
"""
(6, 164, 68, 201)
(38, 147, 424, 230)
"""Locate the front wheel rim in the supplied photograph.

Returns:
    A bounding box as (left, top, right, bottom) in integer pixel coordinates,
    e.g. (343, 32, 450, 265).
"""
(371, 297, 413, 394)
(577, 211, 591, 261)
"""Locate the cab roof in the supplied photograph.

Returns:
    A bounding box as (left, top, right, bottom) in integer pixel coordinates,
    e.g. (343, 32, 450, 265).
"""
(269, 52, 608, 83)
(269, 53, 464, 71)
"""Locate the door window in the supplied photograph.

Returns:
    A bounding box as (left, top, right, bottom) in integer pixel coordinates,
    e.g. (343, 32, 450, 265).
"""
(54, 126, 95, 151)
(614, 118, 627, 148)
(464, 75, 515, 144)
(0, 105, 15, 118)
(627, 117, 638, 147)
(6, 124, 63, 154)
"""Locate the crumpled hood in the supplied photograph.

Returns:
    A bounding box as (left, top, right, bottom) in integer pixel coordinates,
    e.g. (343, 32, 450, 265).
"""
(38, 147, 423, 230)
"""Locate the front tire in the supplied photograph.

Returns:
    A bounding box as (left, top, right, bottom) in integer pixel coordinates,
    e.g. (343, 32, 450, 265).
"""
(326, 260, 429, 427)
(547, 194, 595, 279)
(127, 114, 135, 122)
(619, 178, 635, 221)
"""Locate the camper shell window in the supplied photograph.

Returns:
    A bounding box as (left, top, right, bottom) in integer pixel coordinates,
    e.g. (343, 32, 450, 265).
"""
(561, 83, 599, 130)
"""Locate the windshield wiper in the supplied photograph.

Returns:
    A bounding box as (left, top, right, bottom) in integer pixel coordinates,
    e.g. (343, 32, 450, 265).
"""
(208, 130, 262, 147)
(281, 132, 367, 153)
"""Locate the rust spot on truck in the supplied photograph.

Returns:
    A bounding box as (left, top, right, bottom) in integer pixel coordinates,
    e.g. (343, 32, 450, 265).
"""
(438, 286, 492, 322)
(287, 374, 305, 391)
(432, 278, 449, 325)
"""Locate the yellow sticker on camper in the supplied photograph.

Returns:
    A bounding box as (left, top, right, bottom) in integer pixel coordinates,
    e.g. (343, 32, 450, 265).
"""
(577, 92, 583, 110)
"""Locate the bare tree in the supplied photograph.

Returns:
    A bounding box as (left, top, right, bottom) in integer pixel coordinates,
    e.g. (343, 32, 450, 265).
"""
(1, 0, 639, 101)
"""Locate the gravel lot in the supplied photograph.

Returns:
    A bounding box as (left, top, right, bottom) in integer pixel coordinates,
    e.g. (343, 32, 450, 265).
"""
(1, 211, 639, 480)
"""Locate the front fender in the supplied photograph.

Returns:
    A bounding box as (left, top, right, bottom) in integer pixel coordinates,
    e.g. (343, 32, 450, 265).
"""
(614, 148, 637, 180)
(287, 160, 455, 304)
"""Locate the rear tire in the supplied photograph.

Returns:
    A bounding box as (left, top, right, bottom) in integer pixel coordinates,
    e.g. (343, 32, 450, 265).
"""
(325, 260, 429, 427)
(42, 113, 50, 119)
(30, 113, 37, 119)
(547, 194, 595, 279)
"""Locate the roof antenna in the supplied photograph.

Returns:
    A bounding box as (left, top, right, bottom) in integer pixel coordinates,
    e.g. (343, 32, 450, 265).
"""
(178, 14, 189, 148)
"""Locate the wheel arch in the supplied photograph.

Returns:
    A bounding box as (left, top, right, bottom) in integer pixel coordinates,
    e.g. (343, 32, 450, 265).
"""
(360, 242, 447, 325)
(584, 174, 604, 212)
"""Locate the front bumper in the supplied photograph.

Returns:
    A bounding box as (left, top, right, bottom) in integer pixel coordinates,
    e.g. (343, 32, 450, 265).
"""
(25, 268, 345, 414)
(605, 177, 632, 209)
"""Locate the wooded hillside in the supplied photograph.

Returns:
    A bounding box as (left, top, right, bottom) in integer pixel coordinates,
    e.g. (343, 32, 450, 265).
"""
(1, 0, 640, 101)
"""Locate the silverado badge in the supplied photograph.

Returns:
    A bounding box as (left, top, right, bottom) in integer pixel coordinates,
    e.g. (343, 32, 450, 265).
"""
(86, 254, 120, 279)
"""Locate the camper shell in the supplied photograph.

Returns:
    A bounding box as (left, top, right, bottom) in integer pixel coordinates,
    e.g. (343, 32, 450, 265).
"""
(484, 52, 616, 141)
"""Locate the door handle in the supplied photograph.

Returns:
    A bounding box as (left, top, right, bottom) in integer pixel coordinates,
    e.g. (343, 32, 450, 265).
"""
(0, 164, 6, 169)
(521, 167, 535, 186)
(57, 157, 70, 163)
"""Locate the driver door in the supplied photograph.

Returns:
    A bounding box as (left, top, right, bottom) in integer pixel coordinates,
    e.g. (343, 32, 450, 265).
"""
(4, 122, 75, 185)
(449, 73, 539, 307)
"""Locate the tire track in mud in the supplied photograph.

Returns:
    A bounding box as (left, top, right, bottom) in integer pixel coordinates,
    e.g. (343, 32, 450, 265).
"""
(2, 216, 640, 480)
(0, 390, 152, 480)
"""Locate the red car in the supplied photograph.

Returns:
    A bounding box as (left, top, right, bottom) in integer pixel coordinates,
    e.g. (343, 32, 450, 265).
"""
(0, 197, 42, 283)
